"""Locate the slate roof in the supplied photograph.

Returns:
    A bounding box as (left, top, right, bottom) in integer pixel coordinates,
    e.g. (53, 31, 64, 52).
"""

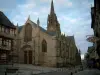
(66, 36, 74, 41)
(39, 26, 56, 36)
(18, 26, 23, 33)
(66, 36, 76, 46)
(18, 20, 56, 36)
(0, 11, 16, 28)
(30, 20, 56, 36)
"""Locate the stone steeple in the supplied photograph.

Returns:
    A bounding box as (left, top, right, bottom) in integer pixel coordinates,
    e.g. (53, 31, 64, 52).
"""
(47, 0, 61, 33)
(50, 0, 55, 14)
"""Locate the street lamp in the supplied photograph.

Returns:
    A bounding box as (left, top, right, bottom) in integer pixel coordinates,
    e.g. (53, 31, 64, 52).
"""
(86, 35, 100, 50)
(86, 35, 100, 58)
(86, 35, 100, 43)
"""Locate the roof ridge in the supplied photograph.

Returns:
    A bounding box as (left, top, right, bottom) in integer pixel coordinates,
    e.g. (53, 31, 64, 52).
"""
(25, 19, 55, 36)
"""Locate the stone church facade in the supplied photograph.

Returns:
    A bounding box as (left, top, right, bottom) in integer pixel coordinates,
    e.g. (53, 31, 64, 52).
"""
(14, 0, 81, 67)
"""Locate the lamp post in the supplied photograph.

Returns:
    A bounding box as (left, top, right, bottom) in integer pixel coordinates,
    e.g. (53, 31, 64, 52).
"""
(86, 35, 100, 43)
(86, 35, 100, 58)
(86, 35, 100, 53)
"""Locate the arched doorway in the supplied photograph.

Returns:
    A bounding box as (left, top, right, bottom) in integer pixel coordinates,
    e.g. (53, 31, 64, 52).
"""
(29, 50, 32, 64)
(24, 51, 27, 64)
(22, 45, 33, 64)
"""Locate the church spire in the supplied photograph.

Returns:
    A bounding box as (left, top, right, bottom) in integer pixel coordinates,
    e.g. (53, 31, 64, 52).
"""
(17, 23, 18, 27)
(28, 15, 30, 20)
(37, 17, 40, 26)
(50, 0, 55, 14)
(47, 0, 61, 33)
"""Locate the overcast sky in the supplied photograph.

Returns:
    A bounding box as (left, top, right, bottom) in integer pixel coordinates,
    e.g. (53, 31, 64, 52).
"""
(0, 0, 94, 56)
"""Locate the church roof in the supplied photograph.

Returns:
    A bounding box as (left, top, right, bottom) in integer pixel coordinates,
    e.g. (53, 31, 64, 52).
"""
(18, 26, 23, 33)
(30, 20, 56, 36)
(18, 20, 56, 36)
(66, 36, 74, 41)
(66, 36, 76, 46)
(0, 11, 16, 28)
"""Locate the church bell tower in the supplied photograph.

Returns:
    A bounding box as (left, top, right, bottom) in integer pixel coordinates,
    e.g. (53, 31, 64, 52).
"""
(47, 0, 61, 33)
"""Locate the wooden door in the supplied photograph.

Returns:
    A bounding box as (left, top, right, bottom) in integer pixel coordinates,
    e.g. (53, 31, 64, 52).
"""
(24, 51, 27, 64)
(29, 51, 32, 64)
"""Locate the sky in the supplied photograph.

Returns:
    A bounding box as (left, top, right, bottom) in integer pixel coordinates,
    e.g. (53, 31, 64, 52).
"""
(0, 0, 94, 57)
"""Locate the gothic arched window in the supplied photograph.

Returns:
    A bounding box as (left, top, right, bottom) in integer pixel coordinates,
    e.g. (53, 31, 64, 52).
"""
(24, 23, 32, 42)
(42, 39, 47, 52)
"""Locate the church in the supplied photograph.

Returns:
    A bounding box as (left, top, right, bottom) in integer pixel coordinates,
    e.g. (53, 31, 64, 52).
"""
(14, 0, 81, 67)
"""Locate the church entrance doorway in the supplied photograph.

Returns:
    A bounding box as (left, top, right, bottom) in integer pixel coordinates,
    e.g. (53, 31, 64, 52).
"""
(29, 50, 32, 64)
(23, 45, 33, 64)
(24, 50, 33, 64)
(24, 51, 27, 64)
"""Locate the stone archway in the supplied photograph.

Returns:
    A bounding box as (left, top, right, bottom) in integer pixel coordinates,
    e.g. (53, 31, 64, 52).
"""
(22, 45, 33, 64)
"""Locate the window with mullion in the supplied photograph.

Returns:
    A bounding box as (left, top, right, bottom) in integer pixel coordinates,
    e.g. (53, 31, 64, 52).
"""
(42, 39, 47, 52)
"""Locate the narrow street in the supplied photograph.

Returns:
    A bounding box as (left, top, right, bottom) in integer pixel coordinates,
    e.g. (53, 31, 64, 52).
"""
(38, 69, 100, 75)
(74, 69, 100, 75)
(1, 64, 100, 75)
(0, 64, 80, 75)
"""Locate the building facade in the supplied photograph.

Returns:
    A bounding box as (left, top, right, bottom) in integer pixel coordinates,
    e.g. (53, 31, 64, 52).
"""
(87, 46, 99, 59)
(0, 11, 16, 64)
(75, 49, 82, 66)
(91, 0, 100, 57)
(15, 0, 81, 67)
